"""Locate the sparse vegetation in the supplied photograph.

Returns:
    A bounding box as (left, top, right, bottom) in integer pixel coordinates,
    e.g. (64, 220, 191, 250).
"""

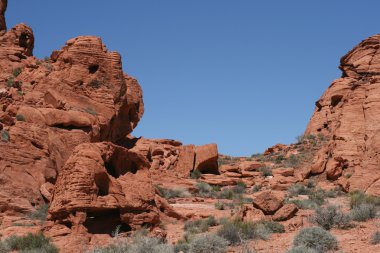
(190, 170, 201, 179)
(189, 233, 228, 253)
(127, 236, 173, 253)
(1, 130, 9, 142)
(292, 227, 338, 253)
(286, 245, 318, 253)
(184, 217, 218, 234)
(6, 77, 14, 87)
(215, 201, 225, 210)
(218, 156, 239, 165)
(256, 220, 285, 233)
(156, 185, 190, 199)
(12, 68, 22, 77)
(349, 191, 380, 208)
(311, 205, 351, 230)
(1, 233, 58, 253)
(91, 243, 129, 253)
(258, 167, 272, 177)
(217, 220, 271, 245)
(252, 184, 261, 193)
(370, 231, 380, 245)
(16, 114, 26, 122)
(350, 204, 377, 222)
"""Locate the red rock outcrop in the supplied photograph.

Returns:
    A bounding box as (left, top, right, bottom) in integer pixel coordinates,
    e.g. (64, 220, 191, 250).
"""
(0, 0, 6, 32)
(305, 34, 380, 195)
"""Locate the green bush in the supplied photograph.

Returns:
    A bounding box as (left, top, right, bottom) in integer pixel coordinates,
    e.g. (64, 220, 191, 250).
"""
(196, 182, 214, 197)
(190, 170, 201, 179)
(283, 154, 302, 168)
(350, 191, 380, 208)
(5, 233, 58, 253)
(156, 185, 190, 199)
(215, 201, 225, 210)
(350, 204, 377, 222)
(28, 204, 49, 221)
(216, 188, 235, 199)
(128, 236, 173, 253)
(312, 205, 351, 230)
(287, 199, 318, 210)
(1, 130, 9, 142)
(189, 233, 228, 253)
(206, 216, 219, 227)
(286, 245, 318, 253)
(257, 221, 285, 233)
(217, 220, 270, 245)
(293, 227, 338, 253)
(371, 231, 380, 245)
(91, 243, 129, 253)
(174, 241, 189, 253)
(184, 219, 209, 234)
(232, 181, 246, 194)
(252, 185, 261, 193)
(258, 167, 272, 177)
(288, 183, 312, 197)
(12, 68, 22, 77)
(7, 77, 14, 87)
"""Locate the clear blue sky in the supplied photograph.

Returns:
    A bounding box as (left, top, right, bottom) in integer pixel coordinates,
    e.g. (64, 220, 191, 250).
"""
(6, 1, 380, 156)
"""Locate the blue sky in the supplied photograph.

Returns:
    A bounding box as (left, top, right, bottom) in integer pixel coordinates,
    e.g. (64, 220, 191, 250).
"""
(6, 1, 380, 156)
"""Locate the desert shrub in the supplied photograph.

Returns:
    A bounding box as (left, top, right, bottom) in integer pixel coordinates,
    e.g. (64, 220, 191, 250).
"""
(91, 243, 129, 253)
(311, 205, 351, 230)
(215, 201, 225, 210)
(189, 233, 228, 253)
(258, 167, 272, 177)
(286, 245, 318, 253)
(190, 170, 201, 179)
(206, 216, 219, 227)
(28, 204, 49, 221)
(344, 173, 352, 178)
(283, 154, 302, 168)
(184, 219, 207, 233)
(7, 77, 14, 87)
(257, 220, 285, 233)
(350, 191, 380, 208)
(174, 241, 190, 253)
(195, 182, 214, 197)
(293, 227, 337, 253)
(1, 130, 9, 142)
(156, 186, 190, 199)
(0, 241, 8, 253)
(216, 188, 235, 199)
(5, 233, 58, 253)
(288, 183, 312, 197)
(252, 185, 261, 193)
(232, 181, 246, 194)
(309, 189, 326, 206)
(287, 199, 318, 210)
(350, 204, 377, 222)
(217, 220, 270, 245)
(128, 236, 173, 253)
(296, 134, 305, 143)
(12, 68, 22, 77)
(370, 231, 380, 245)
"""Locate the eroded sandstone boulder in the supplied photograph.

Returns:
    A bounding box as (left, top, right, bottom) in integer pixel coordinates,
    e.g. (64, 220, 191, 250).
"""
(252, 190, 285, 215)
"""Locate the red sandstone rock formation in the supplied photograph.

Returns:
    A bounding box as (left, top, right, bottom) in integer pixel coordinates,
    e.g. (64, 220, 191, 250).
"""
(305, 34, 380, 195)
(0, 0, 6, 32)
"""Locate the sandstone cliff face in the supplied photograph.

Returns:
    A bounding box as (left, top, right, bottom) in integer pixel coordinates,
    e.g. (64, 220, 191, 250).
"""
(306, 34, 380, 195)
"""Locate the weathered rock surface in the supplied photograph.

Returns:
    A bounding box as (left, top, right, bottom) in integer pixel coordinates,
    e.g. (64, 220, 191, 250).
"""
(305, 34, 380, 194)
(272, 203, 298, 221)
(0, 0, 6, 32)
(252, 190, 285, 215)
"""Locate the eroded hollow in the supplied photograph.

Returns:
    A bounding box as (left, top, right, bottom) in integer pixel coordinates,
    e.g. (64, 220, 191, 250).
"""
(94, 172, 109, 196)
(19, 33, 29, 48)
(331, 95, 343, 107)
(84, 210, 131, 235)
(89, 64, 99, 74)
(104, 148, 140, 178)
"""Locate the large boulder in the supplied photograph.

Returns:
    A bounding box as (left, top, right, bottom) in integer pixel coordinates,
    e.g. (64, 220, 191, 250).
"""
(252, 190, 285, 215)
(194, 143, 219, 174)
